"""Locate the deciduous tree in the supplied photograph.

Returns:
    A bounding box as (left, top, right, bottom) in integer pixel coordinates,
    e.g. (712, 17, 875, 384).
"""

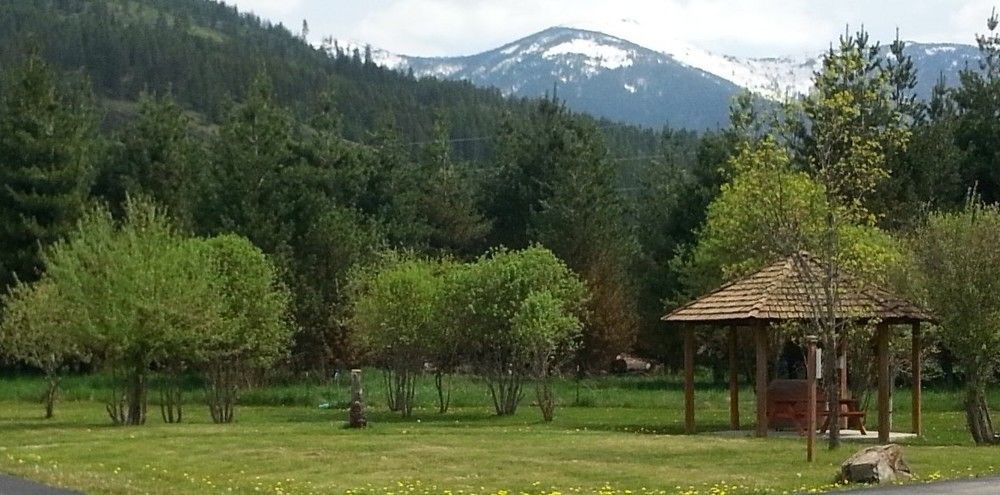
(346, 253, 448, 417)
(446, 246, 587, 417)
(199, 234, 293, 424)
(0, 280, 88, 419)
(909, 198, 1000, 445)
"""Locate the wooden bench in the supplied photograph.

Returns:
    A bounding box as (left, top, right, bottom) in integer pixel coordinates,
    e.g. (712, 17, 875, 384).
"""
(820, 398, 868, 435)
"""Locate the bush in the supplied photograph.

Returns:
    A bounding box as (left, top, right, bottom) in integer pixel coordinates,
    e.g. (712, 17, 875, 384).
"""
(446, 246, 587, 418)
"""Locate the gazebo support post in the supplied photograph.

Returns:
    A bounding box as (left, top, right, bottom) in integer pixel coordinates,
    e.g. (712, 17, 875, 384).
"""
(684, 327, 695, 434)
(877, 323, 891, 444)
(911, 322, 922, 436)
(728, 328, 740, 430)
(754, 325, 768, 438)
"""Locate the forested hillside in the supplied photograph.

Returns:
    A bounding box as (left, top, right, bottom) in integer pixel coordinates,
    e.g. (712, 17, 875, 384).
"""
(0, 0, 661, 159)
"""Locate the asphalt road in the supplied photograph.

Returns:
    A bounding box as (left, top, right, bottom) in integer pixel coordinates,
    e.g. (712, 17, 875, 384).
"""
(844, 477, 1000, 494)
(0, 475, 80, 495)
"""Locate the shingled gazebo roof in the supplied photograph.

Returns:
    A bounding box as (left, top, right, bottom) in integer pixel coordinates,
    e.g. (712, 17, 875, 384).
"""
(663, 252, 936, 326)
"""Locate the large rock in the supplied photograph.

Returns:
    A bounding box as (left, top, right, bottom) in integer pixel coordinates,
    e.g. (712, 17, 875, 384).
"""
(837, 444, 913, 484)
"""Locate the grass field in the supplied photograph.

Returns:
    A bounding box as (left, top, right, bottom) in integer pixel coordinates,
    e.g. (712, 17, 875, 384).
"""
(0, 373, 997, 495)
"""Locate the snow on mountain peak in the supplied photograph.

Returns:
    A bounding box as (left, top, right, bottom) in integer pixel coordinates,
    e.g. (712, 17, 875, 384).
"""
(924, 45, 957, 56)
(543, 38, 634, 70)
(326, 27, 977, 106)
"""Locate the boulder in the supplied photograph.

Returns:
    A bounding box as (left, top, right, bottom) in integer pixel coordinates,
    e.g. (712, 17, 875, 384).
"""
(837, 444, 913, 484)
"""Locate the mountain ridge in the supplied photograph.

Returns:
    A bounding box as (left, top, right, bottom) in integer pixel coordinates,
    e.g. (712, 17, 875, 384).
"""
(334, 27, 982, 129)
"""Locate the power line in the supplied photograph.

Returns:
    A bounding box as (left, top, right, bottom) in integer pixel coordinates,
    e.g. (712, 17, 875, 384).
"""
(398, 122, 645, 148)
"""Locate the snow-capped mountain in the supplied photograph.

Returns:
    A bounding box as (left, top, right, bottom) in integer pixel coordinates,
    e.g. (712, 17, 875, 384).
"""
(333, 27, 981, 129)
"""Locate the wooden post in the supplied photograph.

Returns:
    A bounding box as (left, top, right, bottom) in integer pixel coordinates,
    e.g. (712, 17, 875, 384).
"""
(728, 328, 740, 430)
(806, 335, 818, 462)
(838, 332, 849, 429)
(911, 322, 922, 436)
(684, 328, 696, 434)
(877, 324, 891, 444)
(754, 325, 769, 438)
(838, 333, 849, 398)
(348, 369, 367, 428)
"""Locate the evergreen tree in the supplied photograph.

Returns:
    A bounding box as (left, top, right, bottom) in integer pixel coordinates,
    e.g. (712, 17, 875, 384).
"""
(632, 130, 732, 361)
(954, 9, 1000, 202)
(96, 93, 203, 225)
(490, 98, 639, 370)
(0, 53, 99, 290)
(418, 120, 491, 257)
(799, 28, 913, 223)
(878, 75, 966, 229)
(199, 73, 300, 252)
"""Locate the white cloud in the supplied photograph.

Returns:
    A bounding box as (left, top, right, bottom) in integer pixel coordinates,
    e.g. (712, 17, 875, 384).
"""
(226, 0, 996, 57)
(228, 0, 307, 19)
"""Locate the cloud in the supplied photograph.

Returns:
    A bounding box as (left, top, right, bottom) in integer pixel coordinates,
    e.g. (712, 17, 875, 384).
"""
(335, 0, 834, 56)
(227, 0, 307, 19)
(227, 0, 994, 57)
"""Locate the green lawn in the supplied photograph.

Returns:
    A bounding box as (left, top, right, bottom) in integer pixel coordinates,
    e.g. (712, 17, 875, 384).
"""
(0, 374, 996, 495)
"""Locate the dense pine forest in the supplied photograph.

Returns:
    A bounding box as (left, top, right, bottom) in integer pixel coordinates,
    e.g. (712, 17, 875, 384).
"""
(2, 0, 999, 384)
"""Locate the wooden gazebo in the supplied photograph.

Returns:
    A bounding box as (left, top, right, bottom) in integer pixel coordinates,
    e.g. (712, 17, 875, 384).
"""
(662, 252, 936, 443)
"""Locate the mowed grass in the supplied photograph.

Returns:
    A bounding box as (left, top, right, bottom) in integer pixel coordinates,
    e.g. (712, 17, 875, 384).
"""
(0, 373, 997, 495)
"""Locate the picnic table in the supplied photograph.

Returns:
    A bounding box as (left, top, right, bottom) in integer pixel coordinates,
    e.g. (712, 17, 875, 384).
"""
(821, 398, 868, 435)
(771, 397, 868, 436)
(771, 398, 825, 435)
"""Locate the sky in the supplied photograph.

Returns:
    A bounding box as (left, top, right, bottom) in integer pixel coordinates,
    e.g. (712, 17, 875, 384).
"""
(227, 0, 998, 58)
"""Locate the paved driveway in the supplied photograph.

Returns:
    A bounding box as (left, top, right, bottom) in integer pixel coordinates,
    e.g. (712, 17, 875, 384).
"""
(845, 477, 1000, 494)
(0, 475, 80, 495)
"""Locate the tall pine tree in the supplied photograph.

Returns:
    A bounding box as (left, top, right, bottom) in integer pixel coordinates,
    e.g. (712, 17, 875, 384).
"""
(0, 53, 98, 290)
(96, 93, 203, 226)
(489, 97, 639, 370)
(954, 9, 1000, 202)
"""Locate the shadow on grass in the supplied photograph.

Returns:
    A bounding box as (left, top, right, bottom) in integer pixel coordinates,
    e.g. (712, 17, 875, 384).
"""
(0, 416, 119, 433)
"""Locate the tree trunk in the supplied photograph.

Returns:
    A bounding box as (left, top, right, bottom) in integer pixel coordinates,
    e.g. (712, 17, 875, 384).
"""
(824, 334, 841, 449)
(43, 372, 59, 420)
(383, 370, 399, 412)
(964, 373, 999, 445)
(399, 369, 415, 417)
(106, 370, 127, 426)
(434, 371, 450, 414)
(126, 368, 148, 426)
(159, 369, 184, 424)
(206, 362, 239, 424)
(536, 378, 555, 422)
(486, 367, 523, 416)
(386, 368, 416, 417)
